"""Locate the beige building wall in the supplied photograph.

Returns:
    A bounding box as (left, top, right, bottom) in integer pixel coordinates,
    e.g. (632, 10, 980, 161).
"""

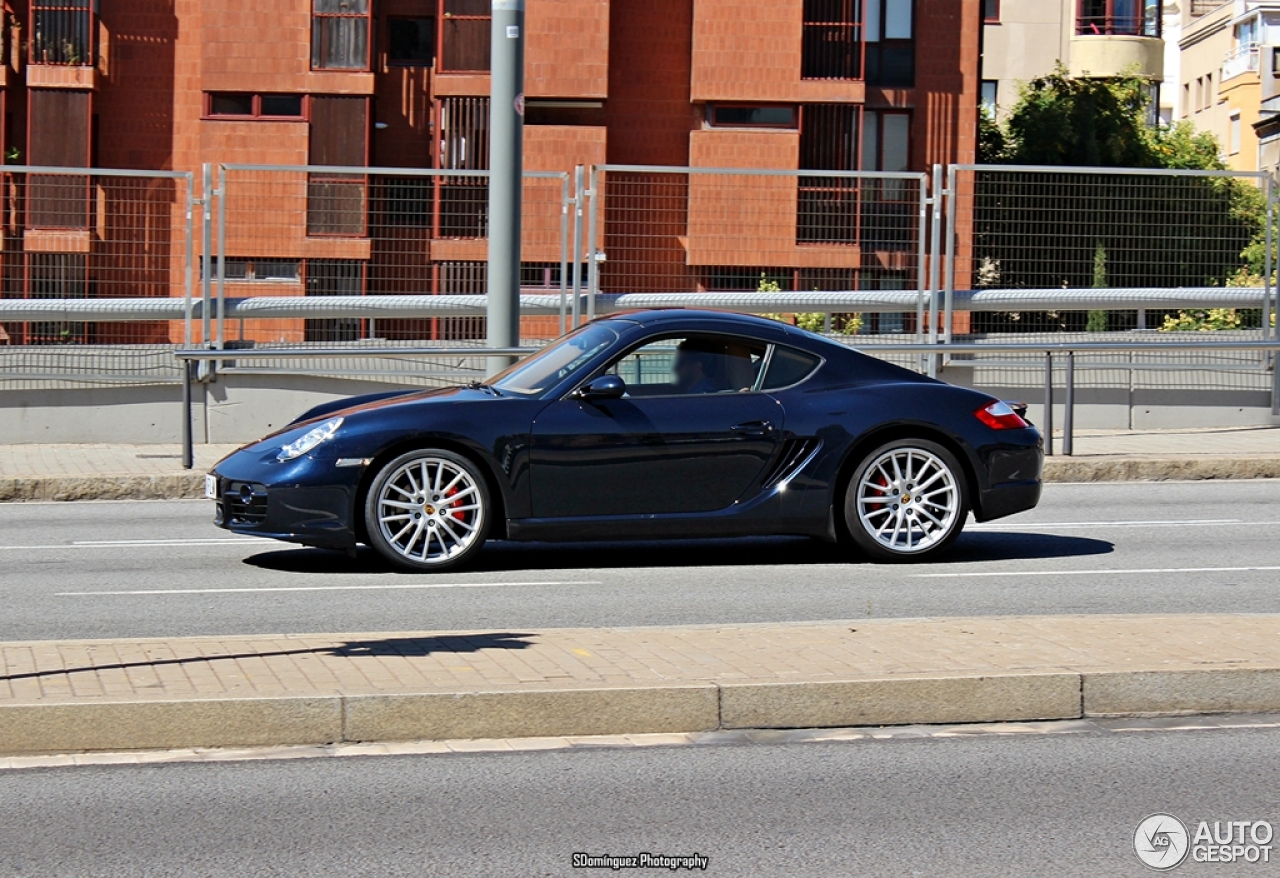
(1178, 2, 1269, 172)
(982, 0, 1168, 117)
(981, 0, 1072, 113)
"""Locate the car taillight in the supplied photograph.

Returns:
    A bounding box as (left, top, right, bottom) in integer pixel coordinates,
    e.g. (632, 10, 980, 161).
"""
(975, 400, 1028, 431)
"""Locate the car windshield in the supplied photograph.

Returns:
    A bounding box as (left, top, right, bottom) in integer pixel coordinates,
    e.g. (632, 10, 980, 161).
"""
(489, 323, 619, 396)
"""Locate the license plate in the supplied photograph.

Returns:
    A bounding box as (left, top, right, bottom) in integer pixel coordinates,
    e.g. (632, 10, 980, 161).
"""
(205, 474, 219, 500)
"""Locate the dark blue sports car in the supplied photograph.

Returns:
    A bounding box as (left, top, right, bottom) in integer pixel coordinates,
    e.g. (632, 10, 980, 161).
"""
(208, 310, 1043, 570)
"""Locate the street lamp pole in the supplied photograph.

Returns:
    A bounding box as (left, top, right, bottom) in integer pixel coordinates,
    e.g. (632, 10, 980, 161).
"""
(485, 0, 525, 376)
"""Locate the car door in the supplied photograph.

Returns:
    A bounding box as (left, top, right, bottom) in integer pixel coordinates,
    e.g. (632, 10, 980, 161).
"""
(528, 334, 785, 518)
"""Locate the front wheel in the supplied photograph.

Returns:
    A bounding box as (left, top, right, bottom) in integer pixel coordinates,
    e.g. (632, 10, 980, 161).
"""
(843, 439, 969, 562)
(364, 449, 490, 572)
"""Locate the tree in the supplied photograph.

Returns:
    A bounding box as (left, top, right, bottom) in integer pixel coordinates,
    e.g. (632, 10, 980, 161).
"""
(974, 69, 1262, 332)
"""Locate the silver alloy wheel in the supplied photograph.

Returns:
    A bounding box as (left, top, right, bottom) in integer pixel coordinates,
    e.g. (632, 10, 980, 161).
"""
(374, 455, 485, 565)
(855, 447, 959, 554)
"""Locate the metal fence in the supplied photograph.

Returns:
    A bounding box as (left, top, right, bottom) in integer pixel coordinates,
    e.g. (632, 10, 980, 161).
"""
(943, 164, 1276, 341)
(0, 166, 194, 349)
(586, 165, 930, 336)
(206, 164, 571, 350)
(1, 160, 1278, 394)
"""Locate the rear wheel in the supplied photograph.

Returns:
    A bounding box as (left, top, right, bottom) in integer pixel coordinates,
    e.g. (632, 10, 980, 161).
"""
(364, 449, 490, 572)
(843, 438, 969, 562)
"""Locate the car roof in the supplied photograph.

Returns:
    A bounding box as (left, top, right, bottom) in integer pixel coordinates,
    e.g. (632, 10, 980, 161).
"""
(602, 309, 805, 334)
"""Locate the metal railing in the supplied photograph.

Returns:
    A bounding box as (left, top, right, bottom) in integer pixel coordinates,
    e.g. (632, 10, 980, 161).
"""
(171, 338, 1280, 470)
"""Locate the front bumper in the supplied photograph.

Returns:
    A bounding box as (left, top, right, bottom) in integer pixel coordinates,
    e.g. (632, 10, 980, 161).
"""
(209, 448, 363, 549)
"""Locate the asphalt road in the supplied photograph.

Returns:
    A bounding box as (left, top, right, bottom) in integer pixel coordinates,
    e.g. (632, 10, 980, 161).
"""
(1, 480, 1278, 641)
(2, 720, 1278, 877)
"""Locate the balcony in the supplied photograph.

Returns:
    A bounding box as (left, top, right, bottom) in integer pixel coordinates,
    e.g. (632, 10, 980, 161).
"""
(1222, 42, 1261, 82)
(29, 1, 94, 67)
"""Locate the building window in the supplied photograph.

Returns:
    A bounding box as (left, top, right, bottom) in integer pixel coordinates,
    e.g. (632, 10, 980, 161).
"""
(1230, 112, 1242, 154)
(707, 105, 799, 128)
(798, 106, 913, 246)
(437, 97, 489, 237)
(440, 0, 491, 72)
(308, 96, 370, 236)
(980, 80, 999, 111)
(305, 259, 365, 342)
(866, 0, 915, 87)
(218, 258, 303, 282)
(312, 0, 372, 70)
(802, 0, 861, 80)
(30, 0, 93, 65)
(983, 0, 1000, 23)
(206, 94, 306, 120)
(525, 100, 607, 126)
(389, 17, 437, 66)
(1077, 0, 1161, 38)
(28, 88, 90, 230)
(27, 253, 88, 344)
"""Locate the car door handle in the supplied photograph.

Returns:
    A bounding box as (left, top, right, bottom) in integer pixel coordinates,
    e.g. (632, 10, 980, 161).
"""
(731, 420, 774, 437)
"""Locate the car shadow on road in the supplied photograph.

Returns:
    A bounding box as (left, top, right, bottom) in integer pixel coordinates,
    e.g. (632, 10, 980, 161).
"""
(243, 531, 1112, 575)
(0, 633, 537, 685)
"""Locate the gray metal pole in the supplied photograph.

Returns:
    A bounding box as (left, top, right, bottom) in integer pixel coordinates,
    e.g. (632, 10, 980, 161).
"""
(1063, 351, 1075, 457)
(200, 163, 212, 350)
(1265, 174, 1275, 363)
(943, 164, 958, 348)
(558, 174, 569, 336)
(485, 0, 525, 377)
(570, 165, 585, 327)
(1043, 352, 1054, 457)
(215, 165, 227, 351)
(181, 358, 194, 471)
(586, 165, 600, 321)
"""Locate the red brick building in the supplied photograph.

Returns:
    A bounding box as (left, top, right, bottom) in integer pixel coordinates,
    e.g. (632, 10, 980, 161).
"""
(0, 0, 980, 341)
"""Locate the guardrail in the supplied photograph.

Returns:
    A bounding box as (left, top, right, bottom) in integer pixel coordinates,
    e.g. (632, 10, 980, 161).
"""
(173, 339, 1280, 472)
(2, 286, 1274, 325)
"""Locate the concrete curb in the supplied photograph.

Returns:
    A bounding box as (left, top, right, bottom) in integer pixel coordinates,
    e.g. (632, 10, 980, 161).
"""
(0, 457, 1277, 502)
(0, 474, 206, 502)
(3, 667, 1279, 756)
(1042, 456, 1280, 483)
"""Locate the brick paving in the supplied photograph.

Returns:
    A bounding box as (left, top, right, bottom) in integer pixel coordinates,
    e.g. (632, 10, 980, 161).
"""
(3, 615, 1280, 706)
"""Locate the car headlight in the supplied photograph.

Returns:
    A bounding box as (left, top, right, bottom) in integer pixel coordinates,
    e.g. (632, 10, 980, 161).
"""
(277, 417, 343, 461)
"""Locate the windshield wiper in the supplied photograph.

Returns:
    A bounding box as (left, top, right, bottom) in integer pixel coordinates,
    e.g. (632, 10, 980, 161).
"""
(466, 380, 503, 397)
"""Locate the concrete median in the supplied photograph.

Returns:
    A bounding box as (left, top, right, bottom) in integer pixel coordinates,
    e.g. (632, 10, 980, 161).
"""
(3, 616, 1280, 756)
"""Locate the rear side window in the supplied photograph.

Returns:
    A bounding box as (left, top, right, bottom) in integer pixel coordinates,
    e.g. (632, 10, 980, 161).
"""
(762, 346, 821, 390)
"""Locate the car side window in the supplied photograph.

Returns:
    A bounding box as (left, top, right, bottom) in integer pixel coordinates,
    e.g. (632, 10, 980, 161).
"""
(605, 334, 767, 397)
(761, 345, 821, 391)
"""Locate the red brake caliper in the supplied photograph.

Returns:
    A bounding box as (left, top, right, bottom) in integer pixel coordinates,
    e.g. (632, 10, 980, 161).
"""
(871, 473, 891, 506)
(446, 486, 466, 521)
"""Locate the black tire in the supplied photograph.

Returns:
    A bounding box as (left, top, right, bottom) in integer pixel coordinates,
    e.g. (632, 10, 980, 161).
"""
(364, 448, 491, 572)
(842, 438, 970, 562)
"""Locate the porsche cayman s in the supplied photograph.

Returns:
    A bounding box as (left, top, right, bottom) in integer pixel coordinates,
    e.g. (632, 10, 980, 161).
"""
(208, 310, 1043, 570)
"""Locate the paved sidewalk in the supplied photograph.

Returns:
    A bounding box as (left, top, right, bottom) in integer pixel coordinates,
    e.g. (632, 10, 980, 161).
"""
(0, 426, 1277, 501)
(4, 615, 1280, 755)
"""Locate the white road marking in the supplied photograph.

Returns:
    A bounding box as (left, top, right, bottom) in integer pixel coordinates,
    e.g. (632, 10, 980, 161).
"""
(916, 566, 1280, 579)
(0, 538, 257, 551)
(969, 519, 1254, 530)
(56, 580, 604, 596)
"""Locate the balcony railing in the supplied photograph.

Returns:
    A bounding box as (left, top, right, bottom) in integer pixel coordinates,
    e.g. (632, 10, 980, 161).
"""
(1222, 42, 1261, 81)
(1075, 14, 1160, 38)
(29, 1, 93, 66)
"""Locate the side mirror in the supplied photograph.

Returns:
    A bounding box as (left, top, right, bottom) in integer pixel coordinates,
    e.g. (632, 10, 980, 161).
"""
(575, 374, 626, 400)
